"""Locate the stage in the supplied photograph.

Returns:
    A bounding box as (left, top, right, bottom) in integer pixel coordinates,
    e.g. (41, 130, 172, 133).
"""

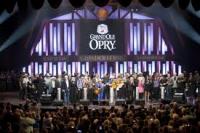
(0, 91, 161, 110)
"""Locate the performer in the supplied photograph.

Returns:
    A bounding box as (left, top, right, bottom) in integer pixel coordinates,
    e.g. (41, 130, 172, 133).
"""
(160, 75, 168, 100)
(173, 73, 186, 103)
(69, 76, 78, 104)
(51, 76, 57, 95)
(95, 74, 104, 100)
(109, 73, 117, 105)
(166, 73, 173, 101)
(171, 73, 178, 94)
(127, 75, 136, 103)
(61, 75, 70, 104)
(19, 73, 29, 100)
(26, 75, 33, 99)
(82, 74, 90, 101)
(97, 79, 105, 100)
(137, 73, 145, 100)
(52, 75, 62, 100)
(115, 74, 124, 99)
(177, 73, 186, 93)
(32, 74, 44, 102)
(117, 74, 125, 99)
(123, 73, 130, 100)
(145, 75, 153, 103)
(44, 73, 52, 94)
(152, 72, 160, 101)
(76, 75, 84, 100)
(102, 73, 110, 100)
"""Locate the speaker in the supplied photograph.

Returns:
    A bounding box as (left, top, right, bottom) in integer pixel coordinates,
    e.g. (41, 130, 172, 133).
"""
(80, 99, 90, 105)
(173, 93, 185, 103)
(126, 100, 133, 104)
(135, 100, 145, 106)
(99, 100, 109, 106)
(92, 100, 99, 105)
(52, 100, 64, 106)
(40, 94, 53, 106)
(161, 99, 171, 104)
(115, 99, 126, 105)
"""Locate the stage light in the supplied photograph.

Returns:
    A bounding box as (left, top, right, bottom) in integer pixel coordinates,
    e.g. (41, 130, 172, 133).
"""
(97, 8, 109, 21)
(178, 0, 190, 9)
(17, 0, 28, 12)
(139, 0, 155, 7)
(92, 0, 110, 7)
(30, 0, 44, 10)
(5, 0, 17, 13)
(191, 0, 200, 11)
(0, 14, 37, 52)
(68, 0, 86, 8)
(159, 0, 174, 8)
(48, 0, 62, 9)
(117, 0, 132, 7)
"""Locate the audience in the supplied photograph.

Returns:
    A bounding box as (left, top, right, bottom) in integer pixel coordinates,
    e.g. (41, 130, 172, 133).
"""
(0, 99, 199, 133)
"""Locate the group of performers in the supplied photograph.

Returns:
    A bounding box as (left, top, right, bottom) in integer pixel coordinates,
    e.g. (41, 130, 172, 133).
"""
(19, 71, 200, 105)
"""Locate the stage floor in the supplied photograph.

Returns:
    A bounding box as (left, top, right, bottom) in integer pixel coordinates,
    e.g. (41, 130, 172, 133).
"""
(0, 91, 161, 110)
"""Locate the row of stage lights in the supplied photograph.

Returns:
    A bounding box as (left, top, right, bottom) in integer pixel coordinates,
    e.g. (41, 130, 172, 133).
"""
(0, 0, 200, 14)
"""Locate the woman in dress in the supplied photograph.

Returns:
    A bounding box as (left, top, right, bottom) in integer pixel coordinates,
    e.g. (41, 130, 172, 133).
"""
(137, 73, 145, 100)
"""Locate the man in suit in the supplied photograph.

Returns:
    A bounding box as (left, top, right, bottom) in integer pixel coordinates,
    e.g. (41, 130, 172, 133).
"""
(61, 75, 70, 104)
(20, 73, 30, 100)
(102, 73, 110, 100)
(70, 76, 78, 104)
(76, 75, 84, 100)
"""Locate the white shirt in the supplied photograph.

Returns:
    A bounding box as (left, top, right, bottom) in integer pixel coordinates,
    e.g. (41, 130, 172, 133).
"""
(65, 79, 69, 88)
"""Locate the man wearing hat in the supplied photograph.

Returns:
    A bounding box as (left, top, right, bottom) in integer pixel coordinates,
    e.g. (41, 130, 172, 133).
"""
(44, 72, 52, 94)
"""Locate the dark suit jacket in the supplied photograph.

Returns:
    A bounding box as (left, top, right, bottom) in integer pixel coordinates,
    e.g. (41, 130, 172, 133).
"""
(61, 79, 70, 92)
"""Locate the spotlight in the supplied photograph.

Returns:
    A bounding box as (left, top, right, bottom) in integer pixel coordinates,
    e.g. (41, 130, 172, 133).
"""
(117, 0, 132, 7)
(191, 0, 200, 11)
(5, 0, 17, 13)
(92, 0, 110, 7)
(178, 0, 190, 10)
(30, 0, 44, 10)
(159, 0, 174, 8)
(97, 8, 109, 20)
(68, 0, 86, 8)
(48, 0, 62, 9)
(139, 0, 155, 7)
(17, 0, 28, 12)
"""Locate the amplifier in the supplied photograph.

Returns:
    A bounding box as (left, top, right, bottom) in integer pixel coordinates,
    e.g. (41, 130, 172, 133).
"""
(99, 100, 109, 106)
(115, 99, 126, 105)
(80, 99, 90, 105)
(40, 95, 53, 106)
(173, 93, 185, 103)
(52, 100, 64, 106)
(134, 100, 145, 106)
(174, 93, 184, 96)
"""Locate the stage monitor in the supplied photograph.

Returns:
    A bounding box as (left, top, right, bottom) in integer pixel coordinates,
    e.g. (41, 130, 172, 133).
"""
(79, 20, 125, 55)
